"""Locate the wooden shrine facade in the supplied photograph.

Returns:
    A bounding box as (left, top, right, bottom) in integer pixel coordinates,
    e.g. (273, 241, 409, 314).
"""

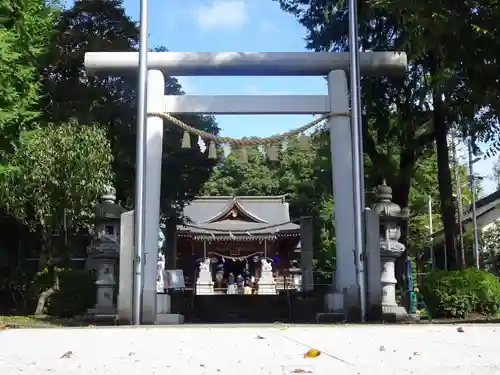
(174, 196, 303, 291)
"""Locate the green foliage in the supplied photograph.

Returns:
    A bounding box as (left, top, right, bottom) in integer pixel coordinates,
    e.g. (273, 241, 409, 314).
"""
(420, 268, 500, 318)
(29, 267, 96, 317)
(0, 0, 220, 313)
(40, 0, 218, 223)
(275, 0, 500, 267)
(0, 121, 113, 244)
(481, 221, 500, 275)
(0, 0, 57, 171)
(201, 135, 335, 281)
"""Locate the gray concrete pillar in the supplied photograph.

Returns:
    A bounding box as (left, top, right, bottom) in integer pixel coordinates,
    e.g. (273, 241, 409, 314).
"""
(300, 216, 314, 292)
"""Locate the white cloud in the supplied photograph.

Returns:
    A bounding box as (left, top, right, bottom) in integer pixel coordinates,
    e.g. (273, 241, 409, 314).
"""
(194, 0, 247, 30)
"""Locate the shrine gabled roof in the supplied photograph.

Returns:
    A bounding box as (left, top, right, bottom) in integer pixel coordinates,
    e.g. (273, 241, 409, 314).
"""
(178, 196, 300, 239)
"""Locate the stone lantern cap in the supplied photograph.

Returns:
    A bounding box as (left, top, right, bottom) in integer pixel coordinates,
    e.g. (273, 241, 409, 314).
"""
(371, 181, 409, 221)
(93, 186, 126, 221)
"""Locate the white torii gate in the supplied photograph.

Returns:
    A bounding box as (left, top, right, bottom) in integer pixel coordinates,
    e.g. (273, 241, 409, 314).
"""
(84, 51, 407, 324)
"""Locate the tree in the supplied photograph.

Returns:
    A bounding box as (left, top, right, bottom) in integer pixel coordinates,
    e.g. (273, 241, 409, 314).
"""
(0, 0, 57, 173)
(0, 121, 114, 314)
(274, 0, 500, 268)
(40, 0, 218, 223)
(201, 135, 340, 281)
(482, 221, 500, 275)
(200, 129, 454, 278)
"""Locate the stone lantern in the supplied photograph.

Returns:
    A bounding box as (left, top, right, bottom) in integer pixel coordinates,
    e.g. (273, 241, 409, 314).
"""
(86, 186, 126, 315)
(371, 181, 409, 320)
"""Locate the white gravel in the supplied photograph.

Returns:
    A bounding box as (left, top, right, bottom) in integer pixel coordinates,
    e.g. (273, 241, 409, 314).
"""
(0, 324, 499, 375)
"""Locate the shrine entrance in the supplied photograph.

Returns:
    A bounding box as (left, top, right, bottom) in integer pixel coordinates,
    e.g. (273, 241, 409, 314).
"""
(84, 51, 407, 323)
(176, 196, 301, 298)
(211, 253, 256, 294)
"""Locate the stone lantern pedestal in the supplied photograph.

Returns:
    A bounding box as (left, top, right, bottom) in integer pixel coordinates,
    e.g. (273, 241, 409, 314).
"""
(372, 182, 409, 321)
(87, 243, 119, 315)
(380, 247, 407, 318)
(86, 187, 125, 316)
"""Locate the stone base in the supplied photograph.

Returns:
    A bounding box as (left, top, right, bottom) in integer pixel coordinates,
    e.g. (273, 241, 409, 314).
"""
(366, 303, 383, 321)
(196, 283, 214, 295)
(324, 286, 362, 322)
(315, 312, 345, 323)
(81, 312, 118, 324)
(156, 293, 171, 314)
(87, 306, 117, 315)
(382, 305, 409, 322)
(324, 291, 343, 312)
(257, 281, 277, 295)
(156, 313, 184, 325)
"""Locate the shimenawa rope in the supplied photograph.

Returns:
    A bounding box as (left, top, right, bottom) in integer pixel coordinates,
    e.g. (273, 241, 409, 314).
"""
(146, 111, 350, 160)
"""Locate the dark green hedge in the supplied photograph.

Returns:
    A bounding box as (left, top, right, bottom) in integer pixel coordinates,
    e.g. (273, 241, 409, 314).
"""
(420, 268, 500, 319)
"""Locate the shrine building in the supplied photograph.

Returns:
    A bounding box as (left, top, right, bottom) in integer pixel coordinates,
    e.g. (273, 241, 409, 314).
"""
(166, 195, 312, 295)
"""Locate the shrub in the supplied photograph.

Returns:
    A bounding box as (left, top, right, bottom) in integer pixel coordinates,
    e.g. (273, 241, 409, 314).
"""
(420, 268, 500, 319)
(29, 267, 96, 317)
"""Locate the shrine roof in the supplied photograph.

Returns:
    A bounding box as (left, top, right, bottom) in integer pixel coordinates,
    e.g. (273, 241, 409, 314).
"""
(178, 196, 300, 240)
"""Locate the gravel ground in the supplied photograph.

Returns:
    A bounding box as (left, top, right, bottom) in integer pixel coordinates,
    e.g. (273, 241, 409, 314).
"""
(0, 324, 499, 375)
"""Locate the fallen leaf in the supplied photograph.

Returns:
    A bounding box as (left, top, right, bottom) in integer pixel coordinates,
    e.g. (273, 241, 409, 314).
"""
(303, 348, 321, 358)
(60, 351, 73, 359)
(379, 345, 386, 352)
(256, 335, 265, 340)
(413, 352, 420, 356)
(128, 352, 135, 356)
(457, 327, 464, 333)
(274, 322, 289, 330)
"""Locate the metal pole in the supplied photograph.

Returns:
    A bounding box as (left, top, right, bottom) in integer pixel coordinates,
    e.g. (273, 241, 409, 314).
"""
(132, 0, 149, 325)
(468, 139, 480, 269)
(428, 196, 435, 270)
(347, 0, 366, 322)
(451, 132, 465, 266)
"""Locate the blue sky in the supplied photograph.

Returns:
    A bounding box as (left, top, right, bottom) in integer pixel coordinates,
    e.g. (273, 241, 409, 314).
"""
(134, 0, 327, 141)
(74, 0, 497, 195)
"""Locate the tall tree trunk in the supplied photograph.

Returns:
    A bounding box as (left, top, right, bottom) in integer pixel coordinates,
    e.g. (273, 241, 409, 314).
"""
(433, 94, 458, 270)
(393, 149, 414, 209)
